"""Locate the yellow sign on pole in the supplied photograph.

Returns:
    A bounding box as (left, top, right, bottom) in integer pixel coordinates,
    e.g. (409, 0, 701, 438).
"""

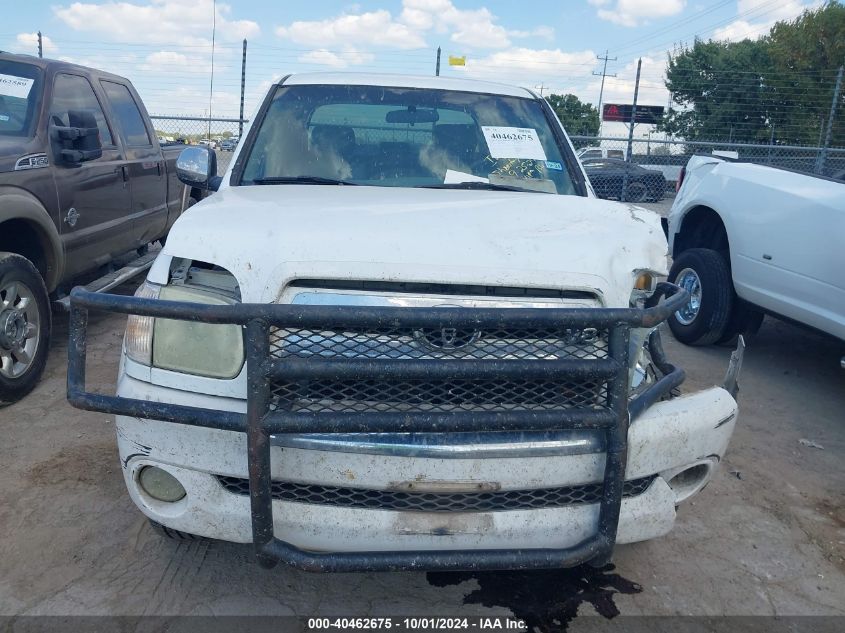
(448, 55, 466, 66)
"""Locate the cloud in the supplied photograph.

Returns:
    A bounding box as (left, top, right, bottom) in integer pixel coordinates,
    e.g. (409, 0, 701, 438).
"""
(449, 12, 511, 49)
(276, 10, 427, 50)
(14, 32, 58, 54)
(712, 0, 819, 42)
(457, 47, 597, 86)
(509, 26, 555, 41)
(298, 49, 375, 69)
(54, 0, 259, 47)
(594, 0, 686, 28)
(139, 51, 210, 73)
(275, 1, 554, 54)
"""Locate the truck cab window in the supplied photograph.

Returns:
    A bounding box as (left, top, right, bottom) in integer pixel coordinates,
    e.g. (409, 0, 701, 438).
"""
(0, 60, 43, 137)
(50, 74, 112, 146)
(241, 84, 578, 195)
(101, 81, 151, 146)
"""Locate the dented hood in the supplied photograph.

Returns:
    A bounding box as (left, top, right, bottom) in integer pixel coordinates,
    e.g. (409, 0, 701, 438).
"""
(155, 185, 668, 307)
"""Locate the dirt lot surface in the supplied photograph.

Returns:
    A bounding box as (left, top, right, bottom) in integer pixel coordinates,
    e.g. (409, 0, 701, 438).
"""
(1, 282, 843, 626)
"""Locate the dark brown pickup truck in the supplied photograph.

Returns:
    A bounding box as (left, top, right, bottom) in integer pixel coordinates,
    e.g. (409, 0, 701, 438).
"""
(0, 52, 192, 404)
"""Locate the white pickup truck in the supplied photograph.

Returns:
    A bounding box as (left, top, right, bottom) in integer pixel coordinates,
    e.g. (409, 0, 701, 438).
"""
(67, 73, 741, 572)
(666, 155, 845, 356)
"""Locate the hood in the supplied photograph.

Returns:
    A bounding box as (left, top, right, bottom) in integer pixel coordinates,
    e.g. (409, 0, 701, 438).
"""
(154, 185, 668, 307)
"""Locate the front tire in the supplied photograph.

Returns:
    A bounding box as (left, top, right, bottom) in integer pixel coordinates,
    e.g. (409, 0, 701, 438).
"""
(0, 253, 51, 406)
(717, 300, 764, 345)
(668, 248, 734, 346)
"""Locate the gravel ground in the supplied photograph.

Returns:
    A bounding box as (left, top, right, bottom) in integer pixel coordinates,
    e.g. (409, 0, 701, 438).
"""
(0, 281, 843, 626)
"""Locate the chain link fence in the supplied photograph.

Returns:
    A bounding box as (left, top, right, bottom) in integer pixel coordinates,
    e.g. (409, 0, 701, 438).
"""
(570, 135, 845, 203)
(150, 116, 247, 174)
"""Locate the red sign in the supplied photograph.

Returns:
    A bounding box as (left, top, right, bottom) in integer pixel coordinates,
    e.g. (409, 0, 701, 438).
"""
(602, 103, 664, 124)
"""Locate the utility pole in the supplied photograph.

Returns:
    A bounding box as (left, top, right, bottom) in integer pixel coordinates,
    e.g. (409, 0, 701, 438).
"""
(621, 58, 642, 203)
(37, 31, 43, 58)
(535, 83, 549, 97)
(435, 47, 441, 76)
(815, 64, 843, 174)
(208, 0, 216, 141)
(239, 39, 247, 138)
(593, 50, 616, 134)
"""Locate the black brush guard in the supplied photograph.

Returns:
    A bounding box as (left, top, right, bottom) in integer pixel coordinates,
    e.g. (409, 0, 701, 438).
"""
(66, 282, 688, 572)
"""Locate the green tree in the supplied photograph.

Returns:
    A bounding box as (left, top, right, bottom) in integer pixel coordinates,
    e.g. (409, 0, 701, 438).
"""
(546, 94, 600, 145)
(767, 1, 845, 145)
(660, 1, 845, 146)
(661, 39, 775, 142)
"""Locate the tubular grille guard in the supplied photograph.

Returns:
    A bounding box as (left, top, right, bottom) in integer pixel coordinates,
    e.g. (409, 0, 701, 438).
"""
(66, 282, 689, 572)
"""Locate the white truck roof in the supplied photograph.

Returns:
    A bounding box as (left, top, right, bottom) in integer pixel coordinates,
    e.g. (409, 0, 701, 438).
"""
(282, 72, 537, 99)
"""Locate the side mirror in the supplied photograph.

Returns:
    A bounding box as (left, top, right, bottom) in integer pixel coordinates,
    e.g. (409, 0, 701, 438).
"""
(54, 109, 103, 164)
(176, 146, 221, 191)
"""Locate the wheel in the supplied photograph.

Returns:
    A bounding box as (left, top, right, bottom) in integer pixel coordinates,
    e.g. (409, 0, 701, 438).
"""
(667, 248, 734, 346)
(0, 253, 51, 406)
(625, 180, 648, 203)
(717, 301, 764, 345)
(148, 519, 206, 541)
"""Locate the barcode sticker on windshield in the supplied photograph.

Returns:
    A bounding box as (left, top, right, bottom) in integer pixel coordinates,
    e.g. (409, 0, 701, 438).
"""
(0, 74, 34, 99)
(481, 126, 546, 161)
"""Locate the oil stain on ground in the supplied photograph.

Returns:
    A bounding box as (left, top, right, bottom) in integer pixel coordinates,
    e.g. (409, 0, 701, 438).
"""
(427, 564, 641, 632)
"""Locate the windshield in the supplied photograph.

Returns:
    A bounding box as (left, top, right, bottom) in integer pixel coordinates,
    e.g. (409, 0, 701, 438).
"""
(239, 84, 578, 195)
(0, 60, 43, 137)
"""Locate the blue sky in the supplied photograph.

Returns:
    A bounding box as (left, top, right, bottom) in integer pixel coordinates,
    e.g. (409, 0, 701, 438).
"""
(1, 0, 820, 135)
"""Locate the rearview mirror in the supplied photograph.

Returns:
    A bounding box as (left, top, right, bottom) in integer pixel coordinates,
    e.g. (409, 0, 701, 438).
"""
(385, 107, 439, 125)
(54, 109, 103, 164)
(176, 146, 220, 191)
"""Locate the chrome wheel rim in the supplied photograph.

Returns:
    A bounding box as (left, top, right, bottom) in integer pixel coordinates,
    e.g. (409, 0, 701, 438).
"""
(674, 268, 702, 326)
(0, 281, 41, 379)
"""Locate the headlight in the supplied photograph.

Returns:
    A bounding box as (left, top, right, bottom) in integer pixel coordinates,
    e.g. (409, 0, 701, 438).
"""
(628, 272, 660, 390)
(124, 281, 244, 379)
(629, 271, 658, 308)
(125, 281, 160, 365)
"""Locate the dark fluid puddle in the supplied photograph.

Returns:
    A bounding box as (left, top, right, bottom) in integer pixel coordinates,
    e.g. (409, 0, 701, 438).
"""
(427, 564, 641, 632)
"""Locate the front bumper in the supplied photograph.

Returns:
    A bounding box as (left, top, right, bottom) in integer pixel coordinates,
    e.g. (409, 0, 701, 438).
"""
(114, 376, 736, 553)
(67, 282, 738, 572)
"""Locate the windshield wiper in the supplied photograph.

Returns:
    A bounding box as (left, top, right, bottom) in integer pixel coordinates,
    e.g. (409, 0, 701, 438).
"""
(416, 182, 540, 193)
(252, 176, 358, 186)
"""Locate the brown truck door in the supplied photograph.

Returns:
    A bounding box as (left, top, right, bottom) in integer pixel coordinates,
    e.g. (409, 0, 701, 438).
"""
(49, 73, 134, 279)
(100, 80, 167, 245)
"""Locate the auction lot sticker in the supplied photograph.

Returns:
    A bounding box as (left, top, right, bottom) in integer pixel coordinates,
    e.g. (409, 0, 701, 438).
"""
(0, 74, 34, 99)
(481, 126, 546, 160)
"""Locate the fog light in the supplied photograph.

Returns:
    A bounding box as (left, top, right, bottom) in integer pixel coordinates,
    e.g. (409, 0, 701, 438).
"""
(667, 463, 711, 503)
(138, 466, 186, 502)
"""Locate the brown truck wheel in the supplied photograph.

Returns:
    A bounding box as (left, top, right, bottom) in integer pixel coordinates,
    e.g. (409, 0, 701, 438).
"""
(0, 253, 51, 407)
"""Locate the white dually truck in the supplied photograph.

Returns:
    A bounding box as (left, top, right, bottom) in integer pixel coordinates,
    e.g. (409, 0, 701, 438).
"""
(67, 73, 741, 572)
